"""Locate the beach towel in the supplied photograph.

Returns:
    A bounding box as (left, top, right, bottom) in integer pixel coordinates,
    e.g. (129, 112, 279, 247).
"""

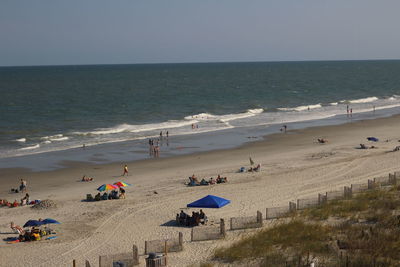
(46, 236, 57, 240)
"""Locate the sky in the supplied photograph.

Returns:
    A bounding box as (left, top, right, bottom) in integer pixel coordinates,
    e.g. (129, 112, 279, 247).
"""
(1, 0, 400, 66)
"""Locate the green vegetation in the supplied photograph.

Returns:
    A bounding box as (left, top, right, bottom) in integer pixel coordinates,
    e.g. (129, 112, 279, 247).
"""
(213, 185, 400, 266)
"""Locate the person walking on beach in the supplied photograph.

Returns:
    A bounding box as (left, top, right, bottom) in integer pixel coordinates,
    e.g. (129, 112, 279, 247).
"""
(166, 131, 169, 138)
(123, 165, 128, 176)
(160, 131, 163, 140)
(350, 108, 353, 117)
(346, 105, 349, 117)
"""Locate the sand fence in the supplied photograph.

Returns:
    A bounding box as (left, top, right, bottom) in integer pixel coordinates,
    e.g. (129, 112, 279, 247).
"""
(145, 232, 183, 254)
(191, 218, 226, 241)
(230, 211, 263, 230)
(266, 202, 296, 219)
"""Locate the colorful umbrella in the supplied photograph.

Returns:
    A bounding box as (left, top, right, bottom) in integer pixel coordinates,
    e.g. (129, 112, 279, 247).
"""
(23, 220, 44, 228)
(97, 184, 118, 191)
(113, 181, 132, 187)
(41, 218, 61, 225)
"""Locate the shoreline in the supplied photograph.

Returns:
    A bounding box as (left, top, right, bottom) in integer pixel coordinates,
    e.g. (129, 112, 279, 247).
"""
(1, 104, 399, 173)
(2, 114, 400, 266)
(1, 113, 400, 201)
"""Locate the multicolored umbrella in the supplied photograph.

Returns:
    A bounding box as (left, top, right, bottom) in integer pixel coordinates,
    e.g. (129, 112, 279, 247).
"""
(113, 181, 132, 187)
(97, 184, 118, 191)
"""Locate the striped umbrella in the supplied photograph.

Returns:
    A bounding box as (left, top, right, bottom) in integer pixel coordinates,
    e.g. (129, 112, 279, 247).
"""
(113, 181, 132, 187)
(97, 184, 118, 191)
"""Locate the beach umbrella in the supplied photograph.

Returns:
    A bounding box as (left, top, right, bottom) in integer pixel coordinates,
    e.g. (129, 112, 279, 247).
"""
(41, 218, 61, 225)
(187, 195, 230, 208)
(113, 181, 132, 187)
(23, 220, 44, 228)
(97, 184, 118, 191)
(249, 157, 254, 166)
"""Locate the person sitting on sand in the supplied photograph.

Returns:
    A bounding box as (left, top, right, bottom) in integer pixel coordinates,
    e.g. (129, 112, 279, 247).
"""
(200, 178, 209, 185)
(188, 175, 200, 186)
(11, 222, 25, 235)
(216, 175, 227, 184)
(119, 187, 126, 199)
(179, 210, 188, 225)
(199, 209, 208, 225)
(393, 146, 400, 152)
(94, 193, 101, 201)
(253, 164, 261, 172)
(360, 144, 368, 149)
(20, 193, 29, 206)
(12, 200, 19, 207)
(318, 138, 328, 144)
(209, 177, 216, 185)
(81, 175, 94, 182)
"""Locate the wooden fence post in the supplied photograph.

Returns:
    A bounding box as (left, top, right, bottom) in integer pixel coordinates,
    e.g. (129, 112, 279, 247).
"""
(289, 201, 296, 212)
(85, 260, 91, 267)
(144, 240, 148, 255)
(132, 244, 139, 265)
(72, 259, 76, 267)
(257, 210, 263, 226)
(344, 186, 352, 199)
(220, 218, 226, 237)
(178, 232, 183, 250)
(368, 179, 375, 189)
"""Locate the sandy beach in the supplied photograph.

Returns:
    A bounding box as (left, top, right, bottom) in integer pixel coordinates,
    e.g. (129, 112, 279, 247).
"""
(2, 115, 400, 267)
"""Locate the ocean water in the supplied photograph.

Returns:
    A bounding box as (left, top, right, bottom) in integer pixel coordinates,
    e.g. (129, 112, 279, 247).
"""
(1, 60, 400, 168)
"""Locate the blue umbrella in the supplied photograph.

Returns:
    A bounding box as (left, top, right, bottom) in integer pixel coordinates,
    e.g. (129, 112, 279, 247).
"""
(23, 220, 44, 228)
(41, 218, 61, 225)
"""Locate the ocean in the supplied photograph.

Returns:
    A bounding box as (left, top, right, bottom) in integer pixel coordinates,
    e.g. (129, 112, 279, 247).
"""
(1, 60, 400, 170)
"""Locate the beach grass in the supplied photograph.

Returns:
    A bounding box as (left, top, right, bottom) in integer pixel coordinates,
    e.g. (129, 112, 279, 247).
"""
(213, 184, 400, 266)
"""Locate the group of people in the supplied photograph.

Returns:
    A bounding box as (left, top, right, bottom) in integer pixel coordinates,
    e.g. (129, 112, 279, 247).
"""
(148, 139, 161, 157)
(11, 221, 54, 242)
(90, 188, 125, 201)
(1, 193, 33, 208)
(239, 164, 261, 173)
(188, 174, 228, 186)
(176, 210, 207, 227)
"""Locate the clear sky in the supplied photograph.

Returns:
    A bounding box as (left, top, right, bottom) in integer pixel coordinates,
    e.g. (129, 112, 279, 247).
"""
(1, 0, 400, 66)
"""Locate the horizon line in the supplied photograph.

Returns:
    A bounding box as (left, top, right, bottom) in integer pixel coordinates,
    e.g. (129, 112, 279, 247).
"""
(1, 58, 400, 68)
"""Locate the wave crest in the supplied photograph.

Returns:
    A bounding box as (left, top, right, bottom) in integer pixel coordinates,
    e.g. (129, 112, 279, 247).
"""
(278, 104, 322, 112)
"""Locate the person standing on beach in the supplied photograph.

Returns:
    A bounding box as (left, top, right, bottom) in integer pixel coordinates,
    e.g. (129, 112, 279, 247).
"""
(283, 125, 287, 133)
(20, 179, 27, 192)
(350, 108, 353, 117)
(160, 131, 163, 140)
(346, 105, 349, 117)
(123, 165, 128, 176)
(166, 131, 169, 138)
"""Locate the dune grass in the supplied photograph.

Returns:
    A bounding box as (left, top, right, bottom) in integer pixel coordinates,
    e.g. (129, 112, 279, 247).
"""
(212, 185, 400, 266)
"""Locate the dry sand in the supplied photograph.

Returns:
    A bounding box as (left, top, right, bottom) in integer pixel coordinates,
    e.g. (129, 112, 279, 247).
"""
(1, 115, 400, 267)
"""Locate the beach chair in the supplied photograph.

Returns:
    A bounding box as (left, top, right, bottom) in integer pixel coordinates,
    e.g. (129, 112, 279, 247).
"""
(86, 194, 94, 201)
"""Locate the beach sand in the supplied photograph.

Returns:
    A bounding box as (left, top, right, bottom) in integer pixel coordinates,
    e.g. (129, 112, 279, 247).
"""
(1, 115, 400, 267)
